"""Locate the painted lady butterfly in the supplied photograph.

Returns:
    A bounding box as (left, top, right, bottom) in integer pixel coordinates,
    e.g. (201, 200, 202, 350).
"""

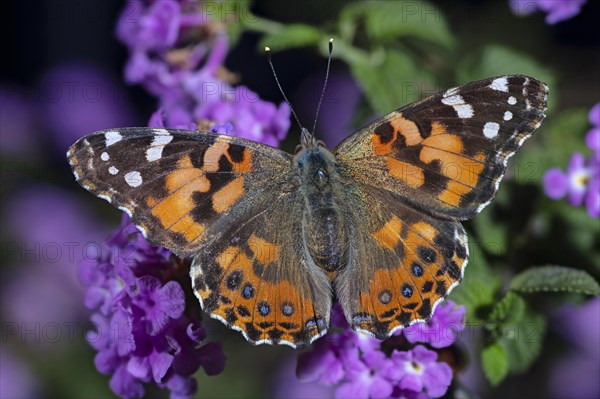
(68, 75, 548, 348)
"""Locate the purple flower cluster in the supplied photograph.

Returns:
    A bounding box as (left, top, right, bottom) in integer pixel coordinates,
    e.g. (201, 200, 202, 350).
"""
(543, 103, 600, 218)
(116, 0, 290, 144)
(297, 302, 465, 399)
(509, 0, 587, 24)
(80, 216, 225, 399)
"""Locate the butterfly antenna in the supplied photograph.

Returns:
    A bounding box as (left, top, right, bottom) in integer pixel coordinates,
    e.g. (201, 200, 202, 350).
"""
(311, 38, 334, 136)
(265, 47, 304, 132)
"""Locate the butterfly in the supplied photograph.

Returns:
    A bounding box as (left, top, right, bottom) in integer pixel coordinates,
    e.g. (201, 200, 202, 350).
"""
(68, 75, 548, 348)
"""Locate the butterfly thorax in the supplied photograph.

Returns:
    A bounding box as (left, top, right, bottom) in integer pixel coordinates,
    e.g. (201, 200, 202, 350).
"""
(294, 144, 347, 275)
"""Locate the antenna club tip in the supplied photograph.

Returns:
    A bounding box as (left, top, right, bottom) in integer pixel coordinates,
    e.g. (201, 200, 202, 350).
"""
(265, 46, 271, 52)
(329, 38, 334, 43)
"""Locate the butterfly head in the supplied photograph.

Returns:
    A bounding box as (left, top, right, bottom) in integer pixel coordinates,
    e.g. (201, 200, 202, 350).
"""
(295, 131, 337, 190)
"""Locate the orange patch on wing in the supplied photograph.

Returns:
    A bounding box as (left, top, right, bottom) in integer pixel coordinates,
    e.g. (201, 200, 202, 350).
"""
(165, 155, 210, 193)
(151, 176, 210, 229)
(170, 215, 205, 242)
(372, 130, 398, 156)
(275, 280, 320, 340)
(212, 176, 245, 214)
(387, 158, 425, 188)
(430, 121, 447, 136)
(203, 141, 229, 172)
(438, 178, 478, 206)
(202, 139, 254, 173)
(216, 246, 243, 271)
(424, 134, 463, 155)
(367, 269, 400, 320)
(390, 115, 422, 146)
(248, 233, 280, 265)
(372, 216, 403, 250)
(411, 221, 437, 241)
(232, 148, 253, 173)
(419, 134, 485, 201)
(146, 196, 158, 207)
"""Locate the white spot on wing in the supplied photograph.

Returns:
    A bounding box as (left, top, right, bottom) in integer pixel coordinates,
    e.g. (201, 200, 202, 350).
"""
(146, 133, 173, 162)
(483, 122, 500, 139)
(124, 171, 142, 187)
(137, 224, 149, 238)
(104, 131, 122, 146)
(109, 166, 119, 175)
(101, 152, 110, 161)
(441, 95, 474, 118)
(522, 78, 530, 96)
(444, 87, 459, 97)
(508, 96, 517, 105)
(98, 194, 112, 203)
(118, 206, 133, 218)
(503, 111, 513, 121)
(489, 77, 509, 92)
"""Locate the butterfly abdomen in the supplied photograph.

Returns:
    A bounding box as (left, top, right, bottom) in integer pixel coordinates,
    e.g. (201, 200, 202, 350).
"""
(296, 147, 347, 274)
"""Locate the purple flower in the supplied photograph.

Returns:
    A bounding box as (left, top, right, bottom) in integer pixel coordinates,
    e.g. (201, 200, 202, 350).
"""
(403, 301, 466, 348)
(116, 0, 181, 51)
(391, 346, 453, 398)
(546, 153, 590, 205)
(296, 303, 460, 398)
(81, 215, 225, 398)
(543, 152, 600, 217)
(510, 0, 587, 24)
(336, 351, 395, 399)
(116, 0, 290, 146)
(586, 102, 600, 152)
(543, 102, 600, 218)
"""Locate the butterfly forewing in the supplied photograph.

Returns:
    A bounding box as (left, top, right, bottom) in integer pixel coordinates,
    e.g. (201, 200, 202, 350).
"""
(67, 128, 291, 256)
(334, 75, 548, 220)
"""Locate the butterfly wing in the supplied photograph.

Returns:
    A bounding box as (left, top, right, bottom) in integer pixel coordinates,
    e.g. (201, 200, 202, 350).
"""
(68, 128, 331, 347)
(191, 188, 332, 348)
(67, 128, 291, 256)
(335, 182, 467, 339)
(334, 75, 548, 220)
(333, 75, 547, 338)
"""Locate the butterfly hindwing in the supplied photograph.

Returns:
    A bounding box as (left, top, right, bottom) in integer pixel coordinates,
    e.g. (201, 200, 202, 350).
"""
(191, 189, 332, 348)
(335, 181, 468, 339)
(67, 128, 291, 256)
(334, 75, 548, 220)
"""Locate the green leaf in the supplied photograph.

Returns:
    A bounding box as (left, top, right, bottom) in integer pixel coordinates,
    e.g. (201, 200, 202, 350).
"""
(350, 50, 433, 114)
(470, 190, 509, 256)
(488, 292, 526, 327)
(510, 266, 600, 295)
(500, 308, 546, 374)
(481, 343, 508, 386)
(340, 1, 455, 47)
(457, 45, 555, 111)
(258, 24, 323, 51)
